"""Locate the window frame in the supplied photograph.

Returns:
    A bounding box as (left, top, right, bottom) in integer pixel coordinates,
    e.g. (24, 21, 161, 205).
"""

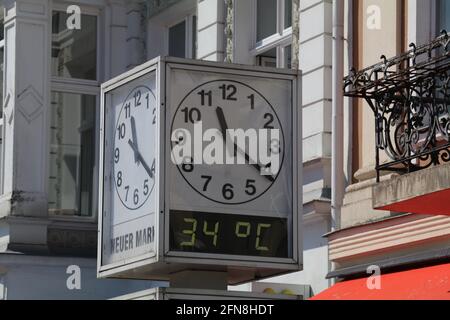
(48, 2, 103, 222)
(165, 13, 197, 59)
(0, 36, 4, 196)
(51, 3, 101, 83)
(251, 0, 293, 68)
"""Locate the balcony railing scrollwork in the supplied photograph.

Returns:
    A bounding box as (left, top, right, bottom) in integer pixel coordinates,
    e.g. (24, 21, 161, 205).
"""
(344, 31, 450, 182)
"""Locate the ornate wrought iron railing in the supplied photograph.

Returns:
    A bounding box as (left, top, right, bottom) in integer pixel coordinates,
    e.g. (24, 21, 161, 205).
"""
(344, 31, 450, 182)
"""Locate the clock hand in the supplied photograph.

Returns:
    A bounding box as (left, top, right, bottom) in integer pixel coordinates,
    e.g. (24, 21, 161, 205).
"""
(128, 139, 154, 179)
(215, 107, 274, 183)
(215, 106, 229, 139)
(130, 116, 140, 165)
(234, 143, 275, 182)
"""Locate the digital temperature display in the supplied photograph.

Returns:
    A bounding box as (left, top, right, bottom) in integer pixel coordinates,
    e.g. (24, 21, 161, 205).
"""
(169, 211, 289, 258)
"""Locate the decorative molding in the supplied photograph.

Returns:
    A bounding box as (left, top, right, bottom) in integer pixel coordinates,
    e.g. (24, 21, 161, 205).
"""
(329, 215, 450, 261)
(16, 86, 44, 123)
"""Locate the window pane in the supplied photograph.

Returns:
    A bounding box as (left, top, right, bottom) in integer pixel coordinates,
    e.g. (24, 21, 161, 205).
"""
(256, 47, 277, 68)
(0, 20, 4, 42)
(257, 0, 277, 41)
(49, 92, 97, 217)
(284, 45, 292, 69)
(438, 0, 450, 34)
(0, 47, 3, 116)
(192, 16, 197, 59)
(285, 0, 292, 29)
(0, 47, 3, 195)
(52, 11, 97, 80)
(169, 20, 186, 58)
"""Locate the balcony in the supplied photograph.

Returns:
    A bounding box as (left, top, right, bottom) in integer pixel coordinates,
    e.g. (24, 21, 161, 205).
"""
(344, 31, 450, 216)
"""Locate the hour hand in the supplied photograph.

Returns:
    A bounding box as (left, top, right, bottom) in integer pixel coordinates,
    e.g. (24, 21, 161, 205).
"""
(130, 116, 139, 164)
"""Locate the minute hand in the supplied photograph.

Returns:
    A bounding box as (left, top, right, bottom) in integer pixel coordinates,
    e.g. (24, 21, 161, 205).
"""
(215, 107, 274, 182)
(128, 139, 154, 179)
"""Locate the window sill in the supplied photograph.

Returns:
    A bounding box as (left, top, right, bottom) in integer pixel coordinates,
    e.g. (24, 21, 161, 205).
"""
(251, 28, 293, 56)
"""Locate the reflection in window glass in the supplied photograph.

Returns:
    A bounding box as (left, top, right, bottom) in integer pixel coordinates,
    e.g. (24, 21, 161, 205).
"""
(439, 0, 450, 33)
(257, 0, 277, 41)
(49, 92, 96, 217)
(169, 20, 186, 58)
(0, 47, 3, 116)
(0, 47, 3, 196)
(192, 16, 197, 59)
(0, 21, 3, 42)
(285, 0, 292, 29)
(52, 11, 97, 80)
(256, 48, 277, 68)
(284, 45, 292, 69)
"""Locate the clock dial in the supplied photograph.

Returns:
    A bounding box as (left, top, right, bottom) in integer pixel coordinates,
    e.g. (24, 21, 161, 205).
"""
(171, 80, 285, 205)
(114, 86, 157, 210)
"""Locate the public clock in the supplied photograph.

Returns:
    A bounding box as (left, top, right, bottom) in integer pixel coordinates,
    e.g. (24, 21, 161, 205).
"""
(170, 80, 285, 205)
(113, 85, 157, 210)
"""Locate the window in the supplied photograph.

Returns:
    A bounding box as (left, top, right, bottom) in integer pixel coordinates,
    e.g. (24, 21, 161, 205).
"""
(0, 15, 4, 196)
(253, 0, 293, 68)
(169, 20, 186, 58)
(167, 14, 196, 59)
(257, 0, 277, 42)
(51, 11, 97, 80)
(49, 7, 100, 218)
(48, 92, 96, 217)
(438, 0, 450, 32)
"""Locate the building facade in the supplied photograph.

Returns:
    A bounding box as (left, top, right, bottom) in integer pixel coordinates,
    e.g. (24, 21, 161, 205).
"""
(0, 0, 334, 299)
(2, 0, 448, 301)
(314, 0, 450, 299)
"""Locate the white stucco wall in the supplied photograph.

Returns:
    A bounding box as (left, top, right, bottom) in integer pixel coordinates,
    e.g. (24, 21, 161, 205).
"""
(0, 254, 164, 300)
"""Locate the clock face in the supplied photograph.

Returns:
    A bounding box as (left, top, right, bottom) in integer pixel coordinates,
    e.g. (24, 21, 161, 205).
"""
(170, 80, 285, 205)
(113, 86, 157, 210)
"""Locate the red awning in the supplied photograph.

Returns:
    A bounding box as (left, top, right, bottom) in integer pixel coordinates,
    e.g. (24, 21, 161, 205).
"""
(311, 263, 450, 300)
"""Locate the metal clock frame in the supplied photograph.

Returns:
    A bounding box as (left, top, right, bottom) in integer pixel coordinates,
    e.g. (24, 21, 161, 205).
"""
(98, 56, 302, 284)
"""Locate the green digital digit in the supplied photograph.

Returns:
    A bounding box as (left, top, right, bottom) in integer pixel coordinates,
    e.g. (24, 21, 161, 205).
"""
(180, 218, 197, 247)
(256, 223, 271, 251)
(235, 222, 251, 238)
(203, 221, 219, 246)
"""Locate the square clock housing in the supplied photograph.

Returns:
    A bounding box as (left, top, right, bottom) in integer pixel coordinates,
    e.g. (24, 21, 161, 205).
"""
(98, 57, 302, 285)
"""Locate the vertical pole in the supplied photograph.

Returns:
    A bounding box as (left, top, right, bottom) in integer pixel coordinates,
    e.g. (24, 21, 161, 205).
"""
(331, 0, 344, 232)
(291, 0, 300, 70)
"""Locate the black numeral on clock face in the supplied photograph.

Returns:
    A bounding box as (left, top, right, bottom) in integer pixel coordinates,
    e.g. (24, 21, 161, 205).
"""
(201, 175, 212, 191)
(114, 148, 120, 164)
(182, 157, 194, 173)
(143, 179, 149, 196)
(181, 107, 201, 123)
(245, 179, 256, 196)
(117, 171, 123, 187)
(133, 189, 139, 205)
(125, 103, 131, 118)
(198, 90, 212, 106)
(219, 84, 237, 101)
(117, 123, 126, 139)
(222, 183, 234, 200)
(248, 94, 255, 109)
(134, 90, 141, 107)
(264, 113, 275, 129)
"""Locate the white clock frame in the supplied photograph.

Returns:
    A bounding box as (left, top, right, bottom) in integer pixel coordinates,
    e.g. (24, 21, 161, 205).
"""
(98, 57, 302, 285)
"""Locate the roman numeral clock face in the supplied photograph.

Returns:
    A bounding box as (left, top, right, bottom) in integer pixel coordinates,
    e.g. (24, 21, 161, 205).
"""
(113, 86, 157, 210)
(171, 80, 285, 205)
